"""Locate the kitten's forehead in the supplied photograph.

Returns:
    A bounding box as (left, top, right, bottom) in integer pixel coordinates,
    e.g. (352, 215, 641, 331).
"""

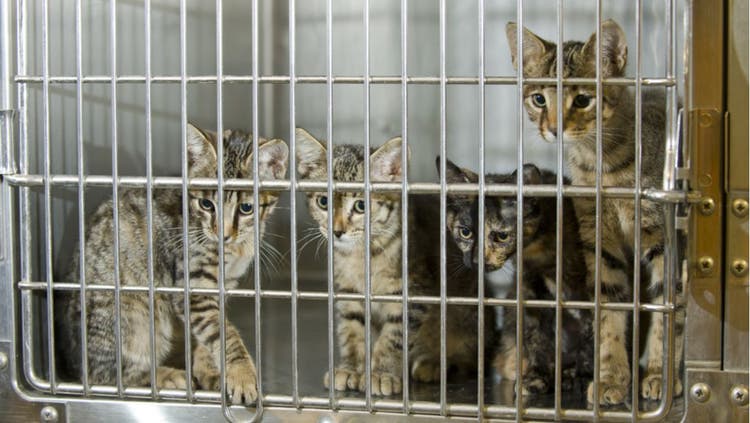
(332, 144, 366, 181)
(220, 129, 269, 179)
(527, 40, 589, 79)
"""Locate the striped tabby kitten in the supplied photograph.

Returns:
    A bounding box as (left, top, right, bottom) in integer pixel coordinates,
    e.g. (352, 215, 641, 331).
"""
(443, 161, 593, 395)
(57, 124, 289, 404)
(296, 129, 491, 396)
(506, 20, 684, 404)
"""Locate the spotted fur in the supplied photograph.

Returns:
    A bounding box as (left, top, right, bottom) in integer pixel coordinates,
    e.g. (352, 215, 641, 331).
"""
(56, 124, 289, 405)
(505, 20, 685, 405)
(442, 161, 593, 396)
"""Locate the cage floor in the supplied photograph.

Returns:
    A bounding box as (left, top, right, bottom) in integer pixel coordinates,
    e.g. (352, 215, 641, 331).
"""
(228, 282, 686, 421)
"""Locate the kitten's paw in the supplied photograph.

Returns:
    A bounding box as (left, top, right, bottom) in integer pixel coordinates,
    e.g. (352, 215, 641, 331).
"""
(226, 359, 258, 405)
(411, 359, 440, 383)
(195, 368, 221, 391)
(324, 368, 362, 392)
(156, 367, 191, 390)
(516, 370, 550, 396)
(359, 371, 402, 396)
(641, 373, 683, 400)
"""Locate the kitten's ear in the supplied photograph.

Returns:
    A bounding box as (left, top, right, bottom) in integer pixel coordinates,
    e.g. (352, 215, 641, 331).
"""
(371, 136, 408, 182)
(295, 127, 327, 179)
(187, 123, 218, 176)
(505, 22, 552, 72)
(438, 157, 478, 184)
(520, 164, 542, 185)
(583, 19, 628, 77)
(255, 139, 289, 180)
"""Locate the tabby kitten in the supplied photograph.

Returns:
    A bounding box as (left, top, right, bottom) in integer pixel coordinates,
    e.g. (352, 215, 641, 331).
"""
(296, 128, 491, 396)
(57, 124, 289, 405)
(506, 20, 684, 404)
(442, 160, 593, 395)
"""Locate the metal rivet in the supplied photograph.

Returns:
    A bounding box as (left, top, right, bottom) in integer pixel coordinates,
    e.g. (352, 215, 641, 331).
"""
(691, 382, 711, 403)
(732, 198, 749, 218)
(0, 351, 7, 370)
(699, 197, 715, 215)
(698, 256, 715, 275)
(731, 259, 749, 277)
(730, 385, 749, 407)
(699, 112, 713, 127)
(40, 406, 58, 423)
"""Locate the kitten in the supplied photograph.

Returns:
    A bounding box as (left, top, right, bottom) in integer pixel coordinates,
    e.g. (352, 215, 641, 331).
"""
(295, 128, 492, 396)
(442, 160, 593, 395)
(506, 19, 684, 404)
(56, 124, 289, 405)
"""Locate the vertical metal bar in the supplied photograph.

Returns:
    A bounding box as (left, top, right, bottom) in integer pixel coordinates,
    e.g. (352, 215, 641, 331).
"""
(110, 0, 124, 397)
(553, 0, 564, 418)
(362, 0, 373, 410)
(591, 1, 603, 419)
(179, 0, 194, 403)
(0, 0, 14, 175)
(16, 0, 33, 390)
(476, 0, 486, 419)
(438, 0, 447, 415)
(325, 0, 335, 409)
(144, 0, 158, 399)
(214, 0, 230, 418)
(288, 0, 300, 409)
(399, 0, 410, 414)
(74, 0, 89, 397)
(631, 0, 643, 418)
(41, 0, 57, 395)
(250, 0, 264, 412)
(513, 2, 525, 421)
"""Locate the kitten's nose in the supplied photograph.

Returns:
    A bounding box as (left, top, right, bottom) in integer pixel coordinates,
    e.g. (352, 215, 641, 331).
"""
(550, 127, 558, 137)
(333, 230, 344, 239)
(224, 235, 232, 242)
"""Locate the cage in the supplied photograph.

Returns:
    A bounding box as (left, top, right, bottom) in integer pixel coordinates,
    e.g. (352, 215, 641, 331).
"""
(0, 0, 747, 422)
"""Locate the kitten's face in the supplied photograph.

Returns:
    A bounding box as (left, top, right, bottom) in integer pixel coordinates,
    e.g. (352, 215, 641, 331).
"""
(295, 128, 406, 255)
(505, 20, 628, 145)
(442, 161, 542, 271)
(187, 124, 289, 250)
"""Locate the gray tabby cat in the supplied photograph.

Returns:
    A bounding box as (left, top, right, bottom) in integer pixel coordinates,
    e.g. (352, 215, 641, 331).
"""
(57, 124, 289, 405)
(506, 19, 684, 405)
(442, 160, 593, 396)
(296, 128, 491, 396)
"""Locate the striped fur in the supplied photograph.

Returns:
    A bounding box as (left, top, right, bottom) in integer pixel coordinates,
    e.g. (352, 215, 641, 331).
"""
(296, 129, 493, 396)
(56, 124, 288, 405)
(506, 20, 685, 405)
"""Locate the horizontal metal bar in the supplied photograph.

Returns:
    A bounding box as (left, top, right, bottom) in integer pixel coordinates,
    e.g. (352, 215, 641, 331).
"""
(18, 383, 650, 421)
(4, 174, 694, 203)
(15, 281, 674, 312)
(14, 74, 676, 87)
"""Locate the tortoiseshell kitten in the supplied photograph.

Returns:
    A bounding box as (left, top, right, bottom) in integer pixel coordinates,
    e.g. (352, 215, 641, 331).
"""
(442, 160, 593, 396)
(57, 124, 289, 404)
(506, 19, 684, 404)
(296, 129, 493, 396)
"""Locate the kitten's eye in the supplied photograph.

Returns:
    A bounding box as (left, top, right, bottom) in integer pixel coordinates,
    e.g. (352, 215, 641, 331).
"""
(573, 94, 592, 108)
(199, 198, 214, 212)
(353, 200, 366, 214)
(238, 202, 254, 215)
(497, 231, 509, 241)
(316, 196, 328, 210)
(459, 226, 473, 240)
(530, 93, 546, 108)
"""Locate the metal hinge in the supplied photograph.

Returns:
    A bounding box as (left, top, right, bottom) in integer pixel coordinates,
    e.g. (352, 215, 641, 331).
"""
(0, 109, 15, 175)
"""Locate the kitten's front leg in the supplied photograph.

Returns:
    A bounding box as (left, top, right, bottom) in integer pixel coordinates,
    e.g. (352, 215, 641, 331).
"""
(325, 300, 366, 391)
(364, 301, 403, 396)
(189, 295, 258, 405)
(640, 251, 685, 401)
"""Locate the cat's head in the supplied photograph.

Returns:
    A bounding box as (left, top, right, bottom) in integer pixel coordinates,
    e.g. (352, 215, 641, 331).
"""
(505, 20, 627, 144)
(482, 165, 544, 271)
(439, 158, 479, 269)
(186, 123, 289, 247)
(295, 128, 407, 255)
